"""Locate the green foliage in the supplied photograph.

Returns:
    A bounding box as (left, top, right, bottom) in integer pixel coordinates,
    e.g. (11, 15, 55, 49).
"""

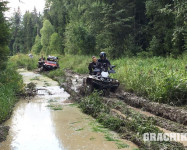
(10, 53, 187, 105)
(7, 54, 39, 70)
(8, 0, 187, 57)
(79, 92, 109, 117)
(9, 8, 42, 55)
(49, 32, 61, 54)
(31, 35, 42, 54)
(0, 1, 9, 70)
(113, 56, 187, 105)
(0, 67, 24, 123)
(40, 20, 55, 54)
(148, 36, 160, 56)
(65, 22, 95, 55)
(97, 113, 124, 131)
(128, 114, 159, 135)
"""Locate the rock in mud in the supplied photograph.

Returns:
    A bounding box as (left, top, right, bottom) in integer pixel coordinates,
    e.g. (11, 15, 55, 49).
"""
(0, 126, 9, 143)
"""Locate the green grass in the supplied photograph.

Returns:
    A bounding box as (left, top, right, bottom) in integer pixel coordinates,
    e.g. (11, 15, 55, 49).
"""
(89, 137, 95, 140)
(80, 92, 185, 149)
(112, 55, 187, 105)
(104, 134, 118, 141)
(9, 53, 187, 105)
(0, 67, 24, 123)
(75, 128, 84, 131)
(116, 142, 129, 149)
(30, 76, 40, 81)
(7, 53, 39, 71)
(46, 104, 63, 110)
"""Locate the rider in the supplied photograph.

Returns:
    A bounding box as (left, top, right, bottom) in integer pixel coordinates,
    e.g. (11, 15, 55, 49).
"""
(97, 52, 112, 70)
(88, 56, 97, 75)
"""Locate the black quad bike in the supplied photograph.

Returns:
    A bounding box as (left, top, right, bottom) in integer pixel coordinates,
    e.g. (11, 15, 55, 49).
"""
(84, 63, 120, 95)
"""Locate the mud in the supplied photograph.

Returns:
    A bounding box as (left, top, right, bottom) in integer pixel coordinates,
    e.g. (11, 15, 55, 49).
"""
(60, 69, 187, 148)
(0, 69, 138, 150)
(117, 92, 187, 125)
(63, 69, 187, 126)
(127, 105, 187, 133)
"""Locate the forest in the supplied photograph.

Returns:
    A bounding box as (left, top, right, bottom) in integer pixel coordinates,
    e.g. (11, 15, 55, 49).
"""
(6, 0, 187, 58)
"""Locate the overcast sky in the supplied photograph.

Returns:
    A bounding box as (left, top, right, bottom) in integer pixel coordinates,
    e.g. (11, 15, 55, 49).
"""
(5, 0, 45, 18)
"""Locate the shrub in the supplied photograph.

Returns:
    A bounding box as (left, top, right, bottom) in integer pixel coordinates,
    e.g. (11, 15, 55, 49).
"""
(79, 92, 109, 117)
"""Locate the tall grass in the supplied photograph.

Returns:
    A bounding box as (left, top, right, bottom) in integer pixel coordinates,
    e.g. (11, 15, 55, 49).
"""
(112, 55, 187, 105)
(10, 53, 187, 105)
(7, 53, 39, 70)
(0, 68, 24, 123)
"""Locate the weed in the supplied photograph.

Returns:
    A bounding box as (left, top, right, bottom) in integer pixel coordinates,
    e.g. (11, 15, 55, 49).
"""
(46, 104, 63, 110)
(48, 99, 57, 103)
(75, 128, 84, 131)
(105, 134, 118, 141)
(116, 142, 129, 149)
(0, 67, 24, 123)
(89, 137, 95, 140)
(52, 106, 63, 111)
(79, 91, 109, 117)
(70, 121, 80, 124)
(30, 76, 40, 81)
(69, 103, 78, 107)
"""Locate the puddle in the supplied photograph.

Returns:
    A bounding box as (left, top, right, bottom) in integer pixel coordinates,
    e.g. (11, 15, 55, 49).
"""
(0, 69, 138, 150)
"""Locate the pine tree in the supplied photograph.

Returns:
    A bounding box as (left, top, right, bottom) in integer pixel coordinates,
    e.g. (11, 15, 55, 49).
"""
(0, 1, 9, 70)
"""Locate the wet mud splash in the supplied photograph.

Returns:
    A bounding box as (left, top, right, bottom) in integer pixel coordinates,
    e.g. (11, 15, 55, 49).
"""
(0, 69, 138, 150)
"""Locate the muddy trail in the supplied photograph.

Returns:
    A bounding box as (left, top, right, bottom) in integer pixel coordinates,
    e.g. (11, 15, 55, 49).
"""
(0, 69, 137, 150)
(60, 69, 187, 149)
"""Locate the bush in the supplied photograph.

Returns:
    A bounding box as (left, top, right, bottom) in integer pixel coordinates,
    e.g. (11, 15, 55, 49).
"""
(79, 92, 109, 117)
(0, 68, 24, 123)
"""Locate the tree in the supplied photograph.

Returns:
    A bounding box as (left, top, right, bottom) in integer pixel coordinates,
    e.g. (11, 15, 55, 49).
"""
(9, 7, 23, 55)
(9, 0, 187, 57)
(0, 1, 9, 70)
(31, 35, 42, 54)
(40, 20, 54, 54)
(49, 32, 61, 54)
(64, 22, 95, 55)
(9, 7, 42, 55)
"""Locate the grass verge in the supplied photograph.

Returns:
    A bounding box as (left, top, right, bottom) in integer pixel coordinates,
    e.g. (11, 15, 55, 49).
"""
(0, 66, 24, 124)
(79, 92, 185, 150)
(9, 53, 187, 105)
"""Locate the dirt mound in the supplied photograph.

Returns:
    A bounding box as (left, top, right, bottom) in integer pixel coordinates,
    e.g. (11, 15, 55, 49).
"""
(117, 92, 187, 125)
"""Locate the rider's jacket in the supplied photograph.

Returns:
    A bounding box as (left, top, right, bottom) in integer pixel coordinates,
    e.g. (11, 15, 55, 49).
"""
(97, 59, 111, 69)
(88, 61, 97, 75)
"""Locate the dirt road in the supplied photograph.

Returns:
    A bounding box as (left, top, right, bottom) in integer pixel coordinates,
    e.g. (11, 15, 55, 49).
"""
(0, 69, 137, 150)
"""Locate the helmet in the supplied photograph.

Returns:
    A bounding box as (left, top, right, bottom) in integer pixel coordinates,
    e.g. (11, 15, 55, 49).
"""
(99, 52, 106, 60)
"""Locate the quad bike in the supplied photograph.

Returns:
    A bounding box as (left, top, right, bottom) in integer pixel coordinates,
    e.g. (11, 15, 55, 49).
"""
(38, 56, 59, 71)
(83, 63, 120, 95)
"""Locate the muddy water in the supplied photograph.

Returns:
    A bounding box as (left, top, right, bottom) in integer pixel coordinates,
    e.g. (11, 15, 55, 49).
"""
(0, 69, 138, 150)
